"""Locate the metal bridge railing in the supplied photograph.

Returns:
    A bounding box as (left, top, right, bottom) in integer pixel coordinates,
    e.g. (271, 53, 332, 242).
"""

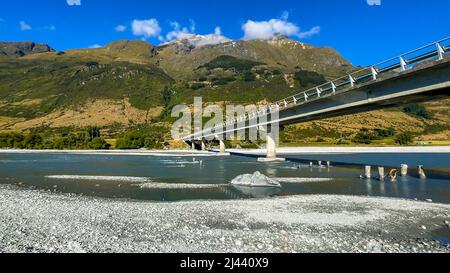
(187, 37, 450, 140)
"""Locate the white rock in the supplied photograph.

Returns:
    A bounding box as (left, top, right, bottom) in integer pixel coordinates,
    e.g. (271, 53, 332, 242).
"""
(230, 171, 281, 188)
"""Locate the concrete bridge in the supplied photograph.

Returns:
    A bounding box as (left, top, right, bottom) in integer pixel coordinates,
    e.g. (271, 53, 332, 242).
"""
(183, 37, 450, 160)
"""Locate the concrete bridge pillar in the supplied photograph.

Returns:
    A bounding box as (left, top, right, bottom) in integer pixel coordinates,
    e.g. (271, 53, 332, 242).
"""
(257, 132, 285, 162)
(201, 141, 206, 151)
(266, 132, 277, 159)
(219, 140, 226, 154)
(191, 142, 196, 150)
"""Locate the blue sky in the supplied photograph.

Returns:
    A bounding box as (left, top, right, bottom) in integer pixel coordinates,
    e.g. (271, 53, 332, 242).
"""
(0, 0, 449, 66)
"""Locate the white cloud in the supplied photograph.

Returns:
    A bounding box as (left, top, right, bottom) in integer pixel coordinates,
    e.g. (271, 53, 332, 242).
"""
(67, 0, 81, 6)
(115, 25, 127, 32)
(162, 21, 230, 47)
(19, 21, 32, 31)
(132, 19, 161, 38)
(165, 21, 196, 41)
(88, 44, 102, 49)
(242, 13, 320, 40)
(367, 0, 381, 6)
(214, 26, 222, 35)
(296, 26, 321, 38)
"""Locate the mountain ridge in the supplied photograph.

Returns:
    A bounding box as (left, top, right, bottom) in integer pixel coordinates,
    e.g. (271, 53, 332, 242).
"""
(0, 41, 54, 57)
(0, 39, 448, 146)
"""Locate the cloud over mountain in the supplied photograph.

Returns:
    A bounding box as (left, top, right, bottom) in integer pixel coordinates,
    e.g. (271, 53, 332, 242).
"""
(242, 13, 320, 40)
(132, 19, 161, 38)
(160, 21, 230, 48)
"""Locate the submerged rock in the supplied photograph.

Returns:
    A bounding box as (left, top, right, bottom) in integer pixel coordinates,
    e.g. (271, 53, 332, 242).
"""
(230, 171, 281, 188)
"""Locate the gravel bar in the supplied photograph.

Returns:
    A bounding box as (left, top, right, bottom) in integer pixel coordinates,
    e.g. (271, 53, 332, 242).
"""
(1, 184, 450, 253)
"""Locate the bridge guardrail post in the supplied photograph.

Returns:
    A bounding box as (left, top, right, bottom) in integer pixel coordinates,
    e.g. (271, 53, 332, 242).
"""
(371, 66, 378, 80)
(400, 56, 407, 72)
(436, 42, 445, 60)
(331, 81, 337, 94)
(349, 75, 356, 87)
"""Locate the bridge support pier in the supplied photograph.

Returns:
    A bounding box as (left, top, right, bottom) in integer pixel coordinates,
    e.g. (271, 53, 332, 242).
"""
(219, 140, 226, 154)
(258, 132, 285, 163)
(191, 142, 196, 150)
(201, 141, 206, 151)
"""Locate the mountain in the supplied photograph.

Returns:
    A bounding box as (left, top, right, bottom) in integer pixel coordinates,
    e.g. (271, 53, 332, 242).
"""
(155, 35, 352, 81)
(0, 38, 448, 145)
(0, 42, 54, 57)
(159, 33, 232, 53)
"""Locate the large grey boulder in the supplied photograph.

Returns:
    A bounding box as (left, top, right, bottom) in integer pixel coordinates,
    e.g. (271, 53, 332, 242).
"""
(230, 171, 281, 188)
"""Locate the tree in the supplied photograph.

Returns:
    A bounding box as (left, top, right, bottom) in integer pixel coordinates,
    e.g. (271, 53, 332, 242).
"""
(88, 138, 110, 150)
(86, 126, 101, 140)
(352, 129, 375, 144)
(22, 134, 43, 149)
(162, 86, 172, 108)
(395, 132, 414, 146)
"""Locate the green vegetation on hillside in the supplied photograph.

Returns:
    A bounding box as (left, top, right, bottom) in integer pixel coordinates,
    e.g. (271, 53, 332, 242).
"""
(115, 126, 169, 150)
(0, 58, 174, 119)
(198, 55, 264, 72)
(294, 70, 326, 87)
(0, 127, 110, 150)
(1, 39, 449, 148)
(402, 103, 433, 119)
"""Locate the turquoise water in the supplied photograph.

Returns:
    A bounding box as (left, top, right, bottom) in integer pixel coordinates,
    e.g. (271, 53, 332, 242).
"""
(0, 152, 449, 203)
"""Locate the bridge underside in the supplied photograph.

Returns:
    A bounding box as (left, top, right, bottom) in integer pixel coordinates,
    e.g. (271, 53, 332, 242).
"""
(186, 59, 450, 157)
(278, 60, 450, 126)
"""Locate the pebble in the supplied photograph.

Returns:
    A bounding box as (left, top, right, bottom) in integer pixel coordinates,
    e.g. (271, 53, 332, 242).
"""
(1, 184, 449, 253)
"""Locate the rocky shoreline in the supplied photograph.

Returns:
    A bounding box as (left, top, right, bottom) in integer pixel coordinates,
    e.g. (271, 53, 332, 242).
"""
(1, 184, 449, 253)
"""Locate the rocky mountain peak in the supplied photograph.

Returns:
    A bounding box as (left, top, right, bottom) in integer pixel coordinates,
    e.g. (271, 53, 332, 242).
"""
(159, 34, 231, 54)
(0, 41, 54, 57)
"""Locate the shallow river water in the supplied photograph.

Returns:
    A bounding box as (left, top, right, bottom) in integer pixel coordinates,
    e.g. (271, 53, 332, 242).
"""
(0, 152, 449, 203)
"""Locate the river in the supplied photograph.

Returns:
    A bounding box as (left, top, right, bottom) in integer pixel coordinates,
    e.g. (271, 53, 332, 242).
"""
(0, 151, 449, 203)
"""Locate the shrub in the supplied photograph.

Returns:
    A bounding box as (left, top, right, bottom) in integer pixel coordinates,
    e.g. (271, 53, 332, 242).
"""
(22, 134, 43, 149)
(352, 129, 375, 144)
(395, 132, 414, 146)
(294, 70, 326, 87)
(242, 71, 256, 82)
(116, 131, 145, 149)
(190, 83, 206, 90)
(199, 55, 264, 72)
(374, 128, 396, 138)
(0, 133, 23, 148)
(88, 138, 110, 150)
(402, 103, 433, 119)
(316, 137, 325, 143)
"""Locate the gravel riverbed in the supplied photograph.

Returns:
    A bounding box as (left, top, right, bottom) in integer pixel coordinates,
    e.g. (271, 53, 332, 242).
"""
(1, 184, 449, 253)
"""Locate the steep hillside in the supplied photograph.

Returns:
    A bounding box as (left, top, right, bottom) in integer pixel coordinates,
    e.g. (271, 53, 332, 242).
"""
(0, 42, 54, 57)
(0, 38, 448, 147)
(0, 41, 174, 131)
(0, 38, 353, 132)
(155, 35, 353, 81)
